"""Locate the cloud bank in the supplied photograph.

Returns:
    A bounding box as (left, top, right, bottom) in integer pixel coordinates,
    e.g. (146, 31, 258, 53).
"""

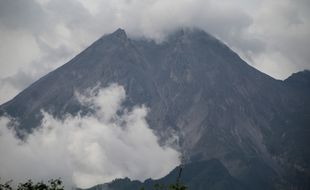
(0, 0, 310, 103)
(0, 84, 180, 188)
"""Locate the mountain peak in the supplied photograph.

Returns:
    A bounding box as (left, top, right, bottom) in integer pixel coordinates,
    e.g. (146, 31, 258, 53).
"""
(96, 28, 128, 47)
(111, 28, 127, 40)
(167, 27, 214, 41)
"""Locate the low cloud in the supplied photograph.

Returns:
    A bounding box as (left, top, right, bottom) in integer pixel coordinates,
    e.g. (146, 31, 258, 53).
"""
(0, 84, 180, 188)
(0, 0, 310, 103)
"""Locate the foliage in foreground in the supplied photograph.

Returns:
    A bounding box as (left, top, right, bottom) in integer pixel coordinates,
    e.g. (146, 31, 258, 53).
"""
(0, 179, 64, 190)
(1, 178, 187, 190)
(140, 166, 187, 190)
(143, 182, 187, 190)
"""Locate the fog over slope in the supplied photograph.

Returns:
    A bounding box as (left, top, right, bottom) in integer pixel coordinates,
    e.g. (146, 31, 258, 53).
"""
(0, 84, 180, 188)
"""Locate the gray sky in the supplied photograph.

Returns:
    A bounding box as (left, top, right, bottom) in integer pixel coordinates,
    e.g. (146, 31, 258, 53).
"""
(0, 0, 310, 104)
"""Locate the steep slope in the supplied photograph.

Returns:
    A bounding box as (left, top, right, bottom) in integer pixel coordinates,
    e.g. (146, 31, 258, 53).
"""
(1, 28, 309, 189)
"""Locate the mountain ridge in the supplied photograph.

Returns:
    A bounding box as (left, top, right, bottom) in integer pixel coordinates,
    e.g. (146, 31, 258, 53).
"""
(83, 159, 247, 190)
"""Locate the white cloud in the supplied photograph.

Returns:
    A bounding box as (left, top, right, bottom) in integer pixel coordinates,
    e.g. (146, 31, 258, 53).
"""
(0, 0, 309, 104)
(0, 84, 180, 188)
(0, 81, 19, 105)
(0, 29, 41, 78)
(244, 0, 310, 79)
(249, 51, 297, 80)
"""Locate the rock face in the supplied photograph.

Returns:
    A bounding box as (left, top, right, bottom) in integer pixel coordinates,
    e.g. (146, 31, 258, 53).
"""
(1, 28, 309, 189)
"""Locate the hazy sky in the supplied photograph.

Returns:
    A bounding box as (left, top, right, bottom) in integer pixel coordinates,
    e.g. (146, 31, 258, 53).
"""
(0, 0, 310, 104)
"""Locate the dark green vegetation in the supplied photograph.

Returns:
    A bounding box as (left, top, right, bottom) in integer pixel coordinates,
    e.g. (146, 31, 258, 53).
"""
(0, 179, 63, 190)
(1, 28, 309, 189)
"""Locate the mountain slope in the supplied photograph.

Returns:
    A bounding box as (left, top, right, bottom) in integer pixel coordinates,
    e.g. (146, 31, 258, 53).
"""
(85, 159, 246, 190)
(1, 28, 309, 189)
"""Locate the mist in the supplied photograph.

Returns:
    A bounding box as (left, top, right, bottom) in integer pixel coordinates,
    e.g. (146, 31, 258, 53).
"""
(0, 84, 180, 188)
(1, 0, 310, 104)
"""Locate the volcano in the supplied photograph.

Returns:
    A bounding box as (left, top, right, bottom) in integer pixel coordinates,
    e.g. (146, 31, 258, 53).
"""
(1, 28, 309, 190)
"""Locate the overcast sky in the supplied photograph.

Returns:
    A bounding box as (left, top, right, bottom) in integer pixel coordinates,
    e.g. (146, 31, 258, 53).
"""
(0, 0, 310, 104)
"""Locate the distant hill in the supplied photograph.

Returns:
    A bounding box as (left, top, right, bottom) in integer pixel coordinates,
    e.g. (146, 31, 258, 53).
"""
(84, 159, 246, 190)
